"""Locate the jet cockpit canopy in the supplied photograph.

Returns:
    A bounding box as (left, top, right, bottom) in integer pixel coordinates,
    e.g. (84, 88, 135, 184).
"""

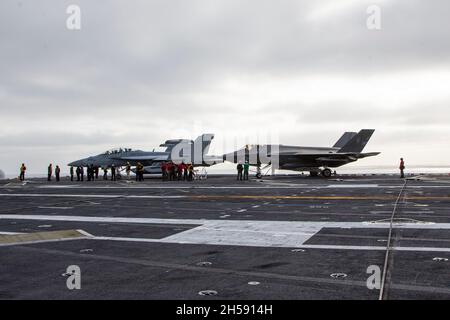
(102, 148, 133, 155)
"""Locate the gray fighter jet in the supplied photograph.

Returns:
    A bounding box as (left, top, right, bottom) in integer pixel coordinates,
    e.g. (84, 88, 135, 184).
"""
(119, 133, 222, 174)
(223, 129, 380, 178)
(68, 134, 221, 174)
(68, 147, 151, 168)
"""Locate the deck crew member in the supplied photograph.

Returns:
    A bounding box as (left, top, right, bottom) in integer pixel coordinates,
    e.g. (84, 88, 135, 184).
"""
(55, 165, 61, 182)
(136, 162, 144, 181)
(167, 162, 174, 181)
(161, 162, 167, 181)
(90, 164, 95, 181)
(76, 166, 81, 181)
(19, 163, 26, 181)
(243, 161, 249, 180)
(399, 158, 405, 178)
(111, 164, 116, 181)
(173, 163, 178, 181)
(87, 165, 92, 181)
(140, 163, 145, 181)
(47, 164, 53, 181)
(126, 162, 131, 179)
(236, 163, 243, 181)
(187, 163, 194, 181)
(178, 163, 184, 180)
(182, 162, 188, 181)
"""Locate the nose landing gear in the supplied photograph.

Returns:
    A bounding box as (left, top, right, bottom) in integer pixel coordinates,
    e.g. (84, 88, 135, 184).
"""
(255, 163, 271, 179)
(256, 166, 262, 179)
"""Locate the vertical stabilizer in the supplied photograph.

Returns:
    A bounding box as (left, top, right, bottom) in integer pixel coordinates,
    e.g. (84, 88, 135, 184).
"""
(333, 132, 357, 148)
(338, 129, 375, 153)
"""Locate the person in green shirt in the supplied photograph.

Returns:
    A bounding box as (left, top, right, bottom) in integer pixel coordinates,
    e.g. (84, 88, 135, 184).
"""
(243, 161, 250, 180)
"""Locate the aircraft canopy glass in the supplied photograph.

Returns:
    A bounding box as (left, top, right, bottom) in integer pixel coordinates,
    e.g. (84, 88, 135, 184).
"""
(102, 148, 133, 155)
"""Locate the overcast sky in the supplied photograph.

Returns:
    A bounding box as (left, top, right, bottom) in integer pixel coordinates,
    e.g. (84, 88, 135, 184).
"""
(1, 0, 449, 175)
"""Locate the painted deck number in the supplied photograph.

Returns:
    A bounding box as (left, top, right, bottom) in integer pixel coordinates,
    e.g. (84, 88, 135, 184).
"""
(65, 265, 81, 290)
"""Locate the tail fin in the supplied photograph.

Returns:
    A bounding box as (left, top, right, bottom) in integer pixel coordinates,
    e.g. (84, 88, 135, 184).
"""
(160, 139, 190, 153)
(167, 134, 215, 164)
(193, 133, 214, 155)
(338, 129, 375, 153)
(333, 132, 357, 148)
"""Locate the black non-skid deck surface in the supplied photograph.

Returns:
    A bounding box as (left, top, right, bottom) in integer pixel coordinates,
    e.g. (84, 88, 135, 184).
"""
(0, 174, 449, 299)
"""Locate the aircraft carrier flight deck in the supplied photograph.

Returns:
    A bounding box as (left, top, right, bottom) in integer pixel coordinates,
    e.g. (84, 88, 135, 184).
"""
(1, 174, 450, 300)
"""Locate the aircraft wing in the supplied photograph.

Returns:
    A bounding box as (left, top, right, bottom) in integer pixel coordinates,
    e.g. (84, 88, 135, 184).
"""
(195, 155, 225, 167)
(288, 152, 380, 167)
(298, 152, 380, 160)
(353, 152, 381, 158)
(119, 155, 168, 161)
(294, 152, 380, 165)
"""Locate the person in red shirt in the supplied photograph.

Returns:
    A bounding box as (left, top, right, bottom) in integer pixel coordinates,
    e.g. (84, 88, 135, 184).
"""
(399, 158, 405, 178)
(177, 163, 184, 180)
(161, 162, 167, 181)
(167, 162, 174, 181)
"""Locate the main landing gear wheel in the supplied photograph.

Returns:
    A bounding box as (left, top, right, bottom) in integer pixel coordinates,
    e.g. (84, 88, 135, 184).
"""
(321, 168, 332, 178)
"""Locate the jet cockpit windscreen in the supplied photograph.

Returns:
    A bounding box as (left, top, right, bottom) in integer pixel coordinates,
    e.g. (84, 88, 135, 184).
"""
(102, 148, 134, 155)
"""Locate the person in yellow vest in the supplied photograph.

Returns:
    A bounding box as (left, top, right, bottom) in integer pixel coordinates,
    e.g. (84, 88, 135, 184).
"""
(19, 163, 27, 181)
(187, 163, 194, 181)
(126, 162, 131, 179)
